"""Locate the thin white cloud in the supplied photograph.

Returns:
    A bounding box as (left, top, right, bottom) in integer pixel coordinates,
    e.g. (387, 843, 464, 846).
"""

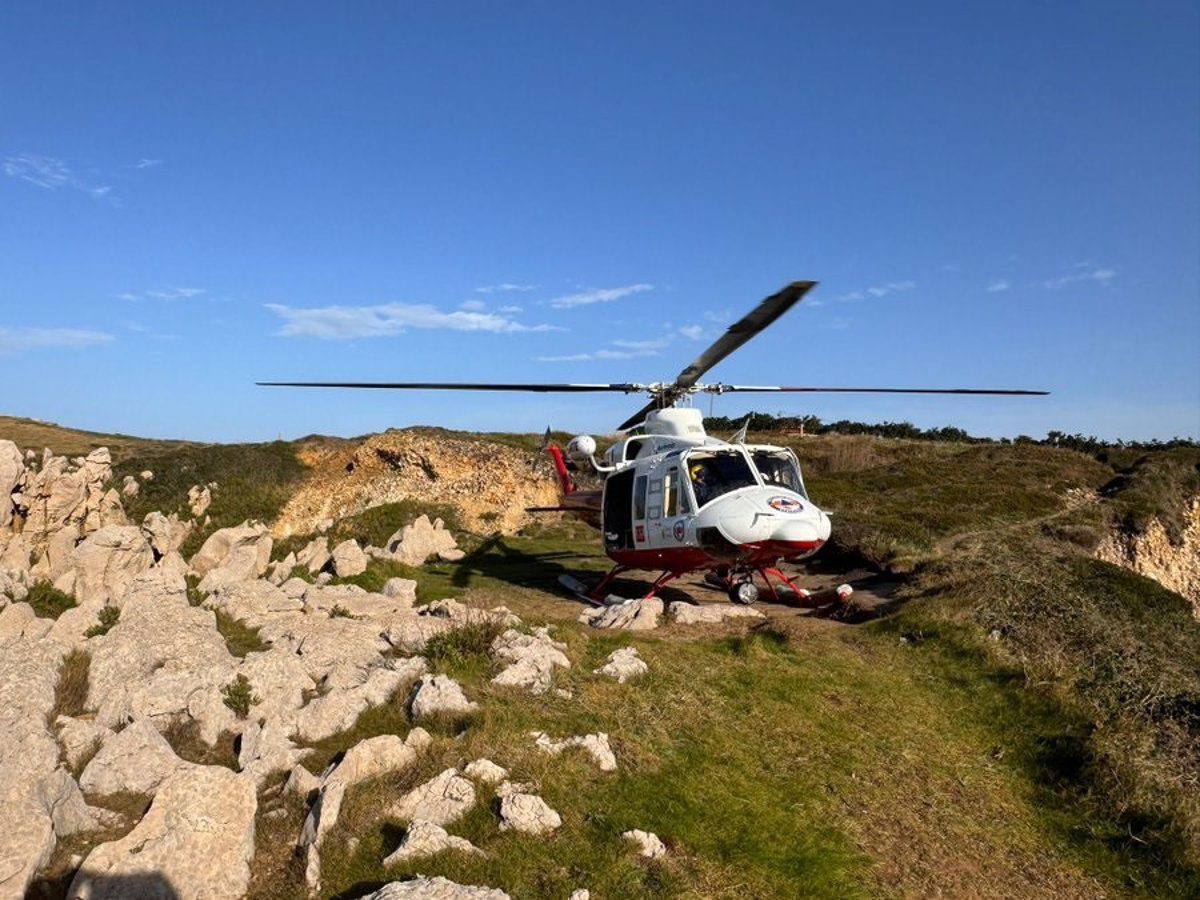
(476, 283, 538, 294)
(612, 338, 670, 351)
(833, 280, 915, 302)
(498, 304, 523, 313)
(266, 301, 560, 339)
(538, 336, 667, 362)
(459, 299, 488, 312)
(119, 286, 207, 302)
(679, 324, 704, 340)
(549, 283, 653, 309)
(1041, 266, 1117, 289)
(986, 279, 1010, 293)
(0, 326, 114, 354)
(3, 154, 113, 200)
(128, 158, 162, 169)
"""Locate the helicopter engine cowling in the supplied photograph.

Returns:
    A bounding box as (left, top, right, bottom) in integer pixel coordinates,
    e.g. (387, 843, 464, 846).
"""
(566, 434, 597, 463)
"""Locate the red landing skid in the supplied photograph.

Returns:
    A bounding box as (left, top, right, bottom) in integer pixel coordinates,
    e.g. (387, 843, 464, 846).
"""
(564, 563, 828, 607)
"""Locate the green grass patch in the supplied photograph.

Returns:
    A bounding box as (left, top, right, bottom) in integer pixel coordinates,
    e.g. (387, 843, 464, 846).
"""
(213, 610, 269, 658)
(328, 499, 464, 548)
(423, 620, 506, 681)
(221, 673, 261, 719)
(26, 582, 77, 619)
(84, 605, 120, 638)
(51, 649, 90, 721)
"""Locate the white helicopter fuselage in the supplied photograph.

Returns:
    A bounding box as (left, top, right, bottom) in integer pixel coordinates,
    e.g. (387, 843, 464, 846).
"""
(579, 408, 832, 574)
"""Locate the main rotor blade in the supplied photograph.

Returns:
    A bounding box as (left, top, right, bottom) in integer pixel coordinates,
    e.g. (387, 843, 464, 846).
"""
(615, 280, 817, 431)
(672, 281, 817, 391)
(257, 381, 638, 393)
(717, 385, 1049, 395)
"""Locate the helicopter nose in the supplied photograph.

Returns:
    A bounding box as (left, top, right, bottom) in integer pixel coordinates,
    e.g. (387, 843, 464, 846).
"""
(769, 508, 831, 546)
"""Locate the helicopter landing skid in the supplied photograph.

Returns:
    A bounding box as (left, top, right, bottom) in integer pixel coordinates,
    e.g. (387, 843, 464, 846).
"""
(558, 565, 685, 606)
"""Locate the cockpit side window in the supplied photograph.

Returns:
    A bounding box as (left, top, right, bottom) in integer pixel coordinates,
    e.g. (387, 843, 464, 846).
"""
(686, 451, 758, 508)
(751, 450, 807, 498)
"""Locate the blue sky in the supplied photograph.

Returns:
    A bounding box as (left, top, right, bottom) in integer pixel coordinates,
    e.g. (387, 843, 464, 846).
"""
(2, 2, 1197, 442)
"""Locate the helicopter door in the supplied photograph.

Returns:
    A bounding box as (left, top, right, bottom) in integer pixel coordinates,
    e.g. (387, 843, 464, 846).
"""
(602, 468, 635, 552)
(650, 464, 690, 548)
(632, 474, 648, 547)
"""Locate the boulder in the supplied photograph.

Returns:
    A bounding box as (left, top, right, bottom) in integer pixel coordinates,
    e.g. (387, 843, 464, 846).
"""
(498, 792, 561, 835)
(408, 674, 477, 721)
(301, 729, 431, 891)
(331, 539, 368, 577)
(382, 820, 482, 866)
(0, 440, 23, 530)
(390, 769, 476, 827)
(120, 475, 139, 498)
(593, 646, 648, 683)
(55, 716, 112, 771)
(187, 484, 212, 517)
(462, 759, 508, 785)
(296, 536, 330, 574)
(359, 878, 509, 900)
(69, 765, 256, 900)
(293, 657, 427, 743)
(532, 731, 617, 772)
(490, 627, 570, 695)
(51, 525, 154, 606)
(382, 576, 418, 602)
(79, 720, 191, 797)
(189, 522, 272, 582)
(622, 828, 668, 859)
(580, 597, 663, 631)
(386, 515, 458, 567)
(141, 511, 192, 558)
(267, 552, 296, 585)
(237, 720, 311, 787)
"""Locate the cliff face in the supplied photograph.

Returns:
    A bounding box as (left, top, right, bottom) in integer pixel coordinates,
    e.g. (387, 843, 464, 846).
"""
(273, 430, 561, 538)
(1097, 496, 1200, 619)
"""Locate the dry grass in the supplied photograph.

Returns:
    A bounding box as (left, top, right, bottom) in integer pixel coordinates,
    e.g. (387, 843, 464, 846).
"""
(51, 649, 90, 722)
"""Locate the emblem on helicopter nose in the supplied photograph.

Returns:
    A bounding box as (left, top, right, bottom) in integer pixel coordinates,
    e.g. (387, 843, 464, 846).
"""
(768, 496, 803, 513)
(673, 520, 686, 541)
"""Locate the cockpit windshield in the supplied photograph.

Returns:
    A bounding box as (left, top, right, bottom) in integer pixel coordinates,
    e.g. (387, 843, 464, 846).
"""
(751, 450, 807, 498)
(686, 450, 758, 508)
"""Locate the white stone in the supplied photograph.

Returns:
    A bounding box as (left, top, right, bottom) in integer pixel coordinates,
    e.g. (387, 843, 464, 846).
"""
(593, 646, 648, 683)
(489, 627, 570, 695)
(390, 769, 476, 827)
(386, 515, 459, 567)
(622, 828, 668, 859)
(532, 731, 617, 772)
(79, 720, 191, 797)
(331, 539, 368, 577)
(409, 674, 478, 721)
(382, 820, 483, 866)
(359, 878, 509, 900)
(580, 597, 663, 630)
(498, 792, 561, 835)
(666, 601, 766, 625)
(462, 759, 508, 785)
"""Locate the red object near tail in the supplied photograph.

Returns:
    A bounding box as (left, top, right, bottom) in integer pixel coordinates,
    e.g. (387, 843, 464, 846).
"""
(545, 444, 575, 495)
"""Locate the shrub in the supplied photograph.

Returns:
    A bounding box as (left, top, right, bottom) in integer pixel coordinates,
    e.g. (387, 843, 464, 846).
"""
(221, 674, 260, 719)
(84, 605, 120, 638)
(52, 650, 90, 720)
(26, 582, 77, 619)
(329, 604, 355, 619)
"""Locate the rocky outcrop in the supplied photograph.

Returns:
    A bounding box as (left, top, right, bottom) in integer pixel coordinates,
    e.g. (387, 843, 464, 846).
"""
(532, 731, 617, 772)
(331, 539, 368, 577)
(666, 601, 766, 625)
(191, 523, 272, 591)
(70, 766, 256, 900)
(409, 674, 478, 721)
(391, 769, 477, 827)
(141, 511, 192, 558)
(382, 820, 483, 866)
(1098, 496, 1200, 619)
(498, 791, 561, 835)
(52, 525, 154, 606)
(301, 729, 431, 891)
(490, 627, 570, 695)
(580, 597, 663, 630)
(386, 515, 459, 567)
(79, 720, 192, 797)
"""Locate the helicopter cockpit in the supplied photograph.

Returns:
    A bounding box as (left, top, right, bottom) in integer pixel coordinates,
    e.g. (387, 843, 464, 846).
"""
(749, 447, 808, 499)
(685, 449, 759, 509)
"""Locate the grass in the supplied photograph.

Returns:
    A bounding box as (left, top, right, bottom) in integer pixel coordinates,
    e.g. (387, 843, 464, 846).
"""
(26, 582, 77, 619)
(328, 499, 465, 548)
(51, 649, 90, 721)
(214, 610, 270, 657)
(423, 620, 506, 680)
(0, 414, 192, 462)
(84, 605, 120, 638)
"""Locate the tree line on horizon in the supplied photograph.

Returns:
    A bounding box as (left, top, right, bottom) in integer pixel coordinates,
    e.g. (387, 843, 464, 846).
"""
(702, 411, 1198, 454)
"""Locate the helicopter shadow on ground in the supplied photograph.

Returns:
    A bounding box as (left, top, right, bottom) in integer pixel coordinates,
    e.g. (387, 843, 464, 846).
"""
(28, 870, 181, 899)
(445, 534, 699, 606)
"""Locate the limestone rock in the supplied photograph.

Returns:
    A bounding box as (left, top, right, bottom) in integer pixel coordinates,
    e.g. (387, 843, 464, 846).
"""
(189, 522, 272, 583)
(331, 539, 368, 577)
(141, 511, 192, 559)
(238, 720, 312, 787)
(187, 483, 213, 518)
(55, 716, 112, 771)
(120, 475, 139, 498)
(382, 576, 419, 602)
(35, 768, 116, 837)
(593, 646, 648, 683)
(0, 440, 24, 530)
(667, 601, 766, 625)
(51, 525, 154, 606)
(296, 536, 330, 574)
(409, 674, 478, 721)
(580, 597, 663, 631)
(490, 627, 570, 695)
(390, 769, 476, 827)
(285, 763, 320, 799)
(70, 765, 256, 900)
(301, 729, 431, 890)
(622, 828, 668, 859)
(383, 820, 483, 866)
(532, 731, 617, 772)
(79, 720, 191, 797)
(387, 515, 458, 567)
(359, 878, 510, 900)
(498, 792, 561, 835)
(462, 759, 508, 785)
(294, 657, 427, 743)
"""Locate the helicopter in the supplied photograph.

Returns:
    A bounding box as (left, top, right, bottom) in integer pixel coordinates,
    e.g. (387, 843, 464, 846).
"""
(260, 280, 1046, 606)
